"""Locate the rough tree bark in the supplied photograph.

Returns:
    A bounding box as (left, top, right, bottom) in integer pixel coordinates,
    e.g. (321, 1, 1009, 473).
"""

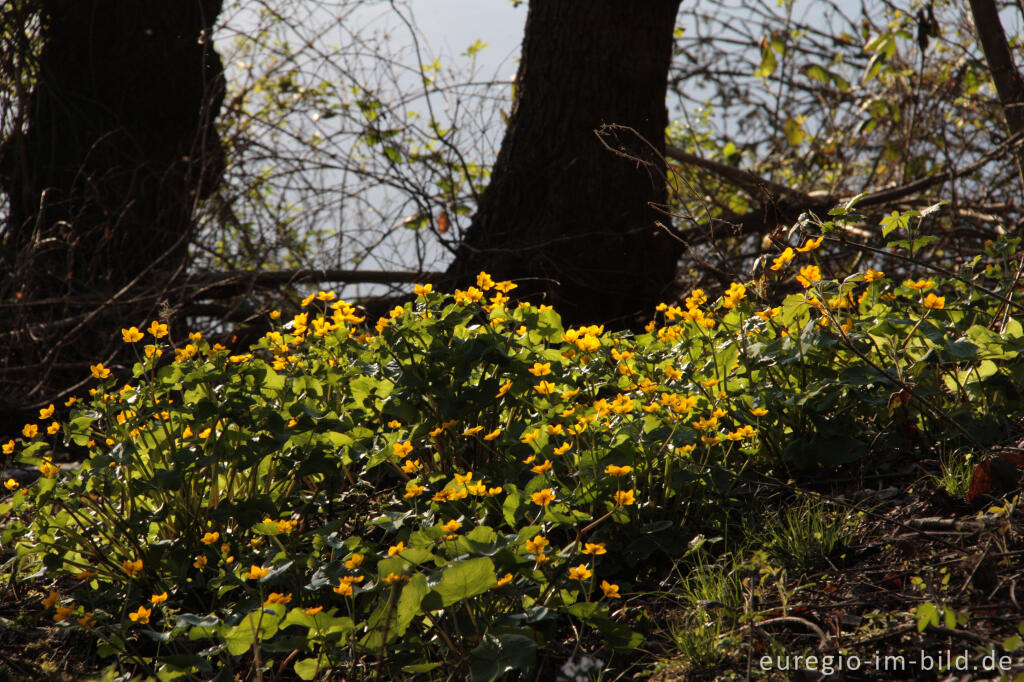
(445, 0, 684, 327)
(0, 1, 224, 420)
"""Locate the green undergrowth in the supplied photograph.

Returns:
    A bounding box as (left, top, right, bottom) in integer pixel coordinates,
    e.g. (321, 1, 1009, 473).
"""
(3, 209, 1024, 680)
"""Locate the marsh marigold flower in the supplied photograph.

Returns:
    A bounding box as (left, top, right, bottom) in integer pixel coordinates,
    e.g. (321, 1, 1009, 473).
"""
(147, 321, 169, 338)
(121, 327, 144, 343)
(568, 564, 592, 581)
(604, 464, 632, 477)
(796, 265, 822, 288)
(582, 542, 607, 555)
(345, 553, 364, 570)
(923, 293, 945, 310)
(483, 428, 502, 441)
(525, 534, 549, 554)
(769, 247, 795, 271)
(528, 362, 552, 376)
(39, 404, 55, 419)
(600, 580, 621, 598)
(201, 531, 220, 545)
(613, 489, 636, 506)
(245, 565, 270, 580)
(496, 573, 514, 587)
(129, 606, 151, 624)
(864, 268, 885, 282)
(534, 380, 556, 396)
(54, 606, 74, 622)
(905, 279, 934, 291)
(4, 478, 18, 491)
(22, 423, 38, 438)
(796, 236, 824, 252)
(264, 592, 292, 606)
(39, 460, 59, 479)
(531, 488, 555, 506)
(387, 542, 406, 557)
(2, 440, 13, 454)
(333, 581, 354, 596)
(42, 590, 60, 608)
(90, 363, 111, 379)
(150, 592, 168, 605)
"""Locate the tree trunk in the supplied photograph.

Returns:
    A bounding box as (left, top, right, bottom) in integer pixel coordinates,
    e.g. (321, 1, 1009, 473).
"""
(0, 1, 224, 418)
(445, 0, 683, 327)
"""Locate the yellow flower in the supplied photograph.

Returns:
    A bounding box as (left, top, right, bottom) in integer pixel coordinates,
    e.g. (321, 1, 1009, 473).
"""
(530, 488, 555, 506)
(552, 442, 571, 456)
(525, 534, 549, 554)
(54, 605, 74, 622)
(245, 565, 270, 580)
(46, 421, 60, 435)
(582, 543, 607, 555)
(392, 441, 413, 458)
(2, 440, 13, 454)
(467, 481, 488, 496)
(413, 283, 433, 297)
(387, 542, 406, 557)
(22, 423, 38, 438)
(462, 425, 484, 436)
(401, 459, 421, 474)
(495, 573, 514, 587)
(90, 363, 111, 379)
(150, 592, 168, 605)
(264, 592, 292, 606)
(483, 428, 502, 441)
(528, 362, 552, 377)
(304, 606, 323, 615)
(147, 321, 169, 339)
(121, 327, 144, 343)
(383, 573, 408, 584)
(568, 564, 592, 581)
(796, 265, 822, 288)
(750, 407, 768, 417)
(487, 486, 503, 496)
(600, 580, 621, 598)
(128, 606, 151, 624)
(77, 613, 96, 629)
(613, 489, 636, 506)
(864, 268, 885, 282)
(3, 478, 19, 491)
(317, 290, 336, 301)
(441, 519, 462, 533)
(193, 556, 208, 569)
(201, 531, 220, 545)
(39, 404, 56, 420)
(795, 236, 824, 252)
(39, 460, 59, 478)
(769, 247, 795, 271)
(604, 464, 632, 477)
(530, 459, 553, 474)
(42, 590, 60, 608)
(534, 380, 556, 396)
(905, 279, 935, 291)
(333, 580, 354, 596)
(923, 293, 945, 310)
(496, 380, 513, 398)
(345, 553, 364, 570)
(521, 429, 540, 444)
(123, 559, 144, 577)
(404, 484, 425, 498)
(754, 307, 781, 322)
(276, 519, 298, 533)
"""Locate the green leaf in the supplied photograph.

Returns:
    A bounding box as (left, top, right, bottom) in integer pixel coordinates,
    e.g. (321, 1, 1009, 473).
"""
(434, 557, 496, 606)
(469, 634, 538, 682)
(294, 658, 322, 680)
(394, 574, 429, 636)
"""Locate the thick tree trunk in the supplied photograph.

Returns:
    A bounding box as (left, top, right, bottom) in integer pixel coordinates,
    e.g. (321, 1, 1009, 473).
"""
(446, 0, 684, 327)
(0, 1, 224, 419)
